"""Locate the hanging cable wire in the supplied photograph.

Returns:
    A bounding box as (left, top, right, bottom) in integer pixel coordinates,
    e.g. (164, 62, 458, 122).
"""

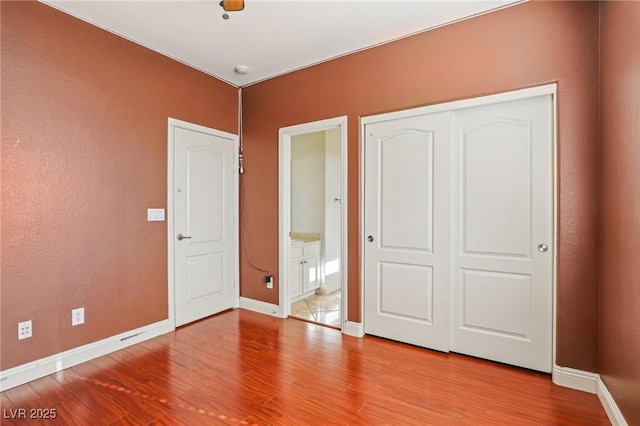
(238, 87, 244, 174)
(238, 86, 270, 276)
(240, 174, 270, 275)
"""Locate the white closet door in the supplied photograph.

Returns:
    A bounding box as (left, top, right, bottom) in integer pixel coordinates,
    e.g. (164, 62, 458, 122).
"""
(450, 95, 553, 372)
(363, 112, 451, 352)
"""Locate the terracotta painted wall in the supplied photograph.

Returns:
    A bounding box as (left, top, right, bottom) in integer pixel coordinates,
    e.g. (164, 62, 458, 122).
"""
(599, 2, 640, 423)
(241, 1, 600, 371)
(1, 2, 237, 369)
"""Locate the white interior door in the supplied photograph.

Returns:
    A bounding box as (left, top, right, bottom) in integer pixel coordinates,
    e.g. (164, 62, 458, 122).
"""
(363, 112, 451, 352)
(450, 95, 553, 372)
(173, 122, 237, 327)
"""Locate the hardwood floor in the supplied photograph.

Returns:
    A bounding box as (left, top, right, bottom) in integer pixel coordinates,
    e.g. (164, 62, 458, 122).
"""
(2, 309, 610, 425)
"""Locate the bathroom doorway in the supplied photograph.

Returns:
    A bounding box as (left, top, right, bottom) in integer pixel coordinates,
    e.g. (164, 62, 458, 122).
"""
(278, 117, 347, 330)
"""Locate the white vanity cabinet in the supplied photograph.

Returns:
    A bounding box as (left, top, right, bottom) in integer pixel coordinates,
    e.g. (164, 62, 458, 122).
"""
(290, 240, 321, 302)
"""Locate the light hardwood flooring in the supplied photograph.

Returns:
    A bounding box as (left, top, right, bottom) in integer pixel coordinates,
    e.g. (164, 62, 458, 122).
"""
(1, 309, 610, 425)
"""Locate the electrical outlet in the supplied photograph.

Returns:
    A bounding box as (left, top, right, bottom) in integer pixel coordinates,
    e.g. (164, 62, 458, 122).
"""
(266, 275, 273, 289)
(72, 307, 85, 326)
(18, 320, 32, 340)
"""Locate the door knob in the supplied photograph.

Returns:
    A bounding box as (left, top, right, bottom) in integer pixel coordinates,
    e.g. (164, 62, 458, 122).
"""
(177, 233, 192, 241)
(537, 243, 549, 253)
(367, 235, 374, 242)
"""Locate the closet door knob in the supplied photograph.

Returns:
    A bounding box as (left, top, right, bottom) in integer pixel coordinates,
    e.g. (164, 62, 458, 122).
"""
(537, 243, 549, 253)
(367, 235, 374, 242)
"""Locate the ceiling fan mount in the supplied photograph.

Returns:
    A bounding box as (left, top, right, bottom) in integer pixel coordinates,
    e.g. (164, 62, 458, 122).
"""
(220, 0, 244, 19)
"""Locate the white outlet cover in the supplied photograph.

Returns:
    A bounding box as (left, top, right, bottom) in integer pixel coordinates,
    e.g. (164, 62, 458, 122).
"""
(72, 307, 85, 326)
(18, 320, 32, 340)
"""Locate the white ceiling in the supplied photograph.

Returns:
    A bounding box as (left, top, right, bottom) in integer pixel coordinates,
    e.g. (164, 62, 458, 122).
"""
(41, 0, 521, 87)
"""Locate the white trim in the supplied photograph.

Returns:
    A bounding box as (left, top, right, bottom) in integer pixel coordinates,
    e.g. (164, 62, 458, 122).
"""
(239, 297, 282, 318)
(551, 91, 559, 370)
(278, 116, 348, 328)
(361, 84, 557, 125)
(278, 129, 292, 319)
(552, 366, 628, 425)
(167, 119, 176, 327)
(233, 135, 241, 309)
(317, 280, 341, 296)
(0, 320, 173, 392)
(552, 365, 599, 393)
(597, 377, 629, 426)
(359, 115, 367, 330)
(167, 118, 240, 327)
(340, 120, 349, 329)
(343, 321, 365, 338)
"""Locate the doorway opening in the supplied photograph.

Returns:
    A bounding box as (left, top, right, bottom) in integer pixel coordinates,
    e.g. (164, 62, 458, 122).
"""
(278, 117, 347, 330)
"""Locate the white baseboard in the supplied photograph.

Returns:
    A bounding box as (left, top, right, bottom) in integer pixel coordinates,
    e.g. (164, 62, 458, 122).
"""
(239, 297, 283, 318)
(553, 365, 627, 425)
(320, 282, 342, 296)
(597, 376, 628, 426)
(343, 321, 364, 337)
(552, 364, 599, 393)
(0, 319, 174, 392)
(240, 297, 362, 338)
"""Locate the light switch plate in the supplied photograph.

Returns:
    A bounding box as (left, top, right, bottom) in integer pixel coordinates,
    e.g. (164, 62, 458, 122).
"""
(147, 208, 165, 221)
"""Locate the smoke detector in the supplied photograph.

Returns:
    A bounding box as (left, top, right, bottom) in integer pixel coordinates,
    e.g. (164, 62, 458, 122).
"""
(234, 65, 249, 75)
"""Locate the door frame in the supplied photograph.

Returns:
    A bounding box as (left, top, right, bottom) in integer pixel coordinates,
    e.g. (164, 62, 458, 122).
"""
(278, 116, 348, 328)
(360, 84, 558, 364)
(167, 117, 240, 329)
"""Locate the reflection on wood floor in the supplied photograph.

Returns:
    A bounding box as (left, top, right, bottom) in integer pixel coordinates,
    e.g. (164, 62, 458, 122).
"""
(1, 309, 610, 425)
(290, 290, 341, 327)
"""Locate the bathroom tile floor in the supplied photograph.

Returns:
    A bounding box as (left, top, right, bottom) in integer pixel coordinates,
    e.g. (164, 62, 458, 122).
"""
(290, 290, 341, 328)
